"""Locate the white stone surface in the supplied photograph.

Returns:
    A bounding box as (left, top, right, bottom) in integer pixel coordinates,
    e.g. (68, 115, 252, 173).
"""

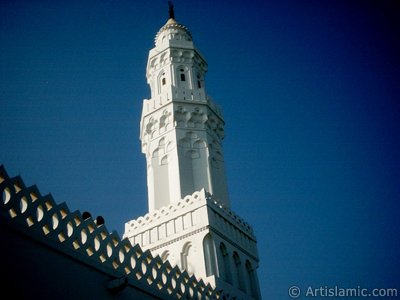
(125, 16, 262, 300)
(141, 17, 230, 211)
(124, 189, 260, 299)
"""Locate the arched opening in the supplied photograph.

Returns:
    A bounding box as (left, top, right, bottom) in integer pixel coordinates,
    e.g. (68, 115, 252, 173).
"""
(219, 243, 232, 284)
(203, 234, 217, 276)
(233, 252, 245, 291)
(177, 66, 190, 89)
(181, 242, 194, 275)
(197, 73, 202, 88)
(246, 260, 259, 298)
(152, 141, 170, 209)
(158, 70, 167, 94)
(177, 133, 209, 197)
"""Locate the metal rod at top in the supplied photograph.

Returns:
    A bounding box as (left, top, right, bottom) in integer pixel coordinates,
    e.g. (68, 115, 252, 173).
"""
(168, 1, 175, 19)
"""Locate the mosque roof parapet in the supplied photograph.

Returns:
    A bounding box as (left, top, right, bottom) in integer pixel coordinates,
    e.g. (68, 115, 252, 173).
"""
(0, 165, 237, 300)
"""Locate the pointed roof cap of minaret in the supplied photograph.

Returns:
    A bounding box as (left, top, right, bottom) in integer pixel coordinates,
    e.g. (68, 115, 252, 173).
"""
(154, 2, 192, 46)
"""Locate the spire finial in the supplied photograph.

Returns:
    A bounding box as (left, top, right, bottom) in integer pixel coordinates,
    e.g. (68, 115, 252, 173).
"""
(168, 1, 175, 20)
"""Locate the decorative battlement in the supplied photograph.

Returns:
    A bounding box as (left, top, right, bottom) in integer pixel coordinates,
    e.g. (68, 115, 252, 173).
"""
(125, 189, 208, 231)
(0, 165, 237, 300)
(207, 195, 256, 238)
(155, 18, 192, 46)
(125, 189, 255, 239)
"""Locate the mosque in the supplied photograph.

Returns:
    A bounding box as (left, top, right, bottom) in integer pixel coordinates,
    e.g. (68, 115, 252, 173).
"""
(0, 3, 261, 299)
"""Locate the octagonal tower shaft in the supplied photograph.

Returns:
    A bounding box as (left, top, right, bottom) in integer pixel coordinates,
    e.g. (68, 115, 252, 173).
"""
(140, 17, 230, 212)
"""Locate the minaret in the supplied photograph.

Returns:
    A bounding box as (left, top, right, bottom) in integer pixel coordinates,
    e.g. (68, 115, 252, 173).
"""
(140, 2, 229, 212)
(124, 4, 261, 299)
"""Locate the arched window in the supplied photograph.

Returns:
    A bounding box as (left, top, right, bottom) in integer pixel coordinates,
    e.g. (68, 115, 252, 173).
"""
(197, 73, 202, 88)
(151, 138, 170, 209)
(158, 70, 167, 94)
(246, 260, 259, 298)
(179, 68, 186, 81)
(233, 252, 245, 291)
(219, 243, 232, 283)
(203, 234, 217, 276)
(177, 67, 190, 89)
(181, 242, 194, 274)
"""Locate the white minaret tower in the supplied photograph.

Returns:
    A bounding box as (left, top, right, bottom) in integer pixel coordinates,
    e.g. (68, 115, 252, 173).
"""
(140, 4, 229, 212)
(125, 3, 261, 299)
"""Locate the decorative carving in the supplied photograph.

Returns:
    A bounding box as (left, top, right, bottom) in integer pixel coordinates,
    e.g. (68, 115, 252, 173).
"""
(145, 117, 157, 136)
(174, 106, 191, 127)
(209, 140, 224, 168)
(155, 19, 192, 46)
(141, 108, 173, 145)
(174, 106, 208, 129)
(188, 107, 207, 128)
(177, 131, 207, 159)
(159, 109, 172, 132)
(206, 114, 224, 141)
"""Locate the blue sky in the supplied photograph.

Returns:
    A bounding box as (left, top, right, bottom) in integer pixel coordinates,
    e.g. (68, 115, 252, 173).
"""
(1, 0, 399, 298)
